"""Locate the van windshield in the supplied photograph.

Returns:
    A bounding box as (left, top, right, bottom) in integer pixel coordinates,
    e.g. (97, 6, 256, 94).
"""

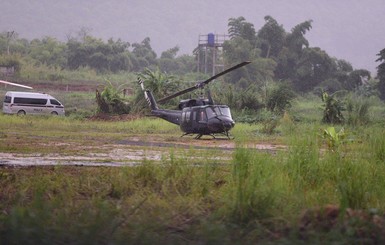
(50, 99, 61, 106)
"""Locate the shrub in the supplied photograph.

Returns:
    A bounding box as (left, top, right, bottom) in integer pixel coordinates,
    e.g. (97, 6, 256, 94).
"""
(266, 83, 296, 114)
(345, 94, 372, 126)
(321, 91, 345, 124)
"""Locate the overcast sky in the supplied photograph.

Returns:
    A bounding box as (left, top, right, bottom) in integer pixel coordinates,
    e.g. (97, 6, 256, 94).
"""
(1, 0, 384, 74)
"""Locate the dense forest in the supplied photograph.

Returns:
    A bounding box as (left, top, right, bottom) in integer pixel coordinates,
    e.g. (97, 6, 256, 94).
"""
(1, 16, 385, 105)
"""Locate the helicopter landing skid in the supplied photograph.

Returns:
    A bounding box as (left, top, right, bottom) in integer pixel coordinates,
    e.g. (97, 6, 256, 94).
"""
(181, 132, 234, 140)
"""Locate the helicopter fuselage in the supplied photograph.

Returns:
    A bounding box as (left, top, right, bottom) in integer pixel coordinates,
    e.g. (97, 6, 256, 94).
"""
(151, 104, 234, 137)
(138, 61, 251, 139)
(180, 105, 234, 135)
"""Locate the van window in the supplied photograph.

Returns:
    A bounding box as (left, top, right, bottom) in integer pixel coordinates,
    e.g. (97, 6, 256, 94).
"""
(14, 97, 47, 105)
(50, 99, 61, 105)
(4, 96, 11, 103)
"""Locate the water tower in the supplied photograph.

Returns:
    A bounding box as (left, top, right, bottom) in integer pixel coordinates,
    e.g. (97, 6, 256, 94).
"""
(194, 33, 228, 76)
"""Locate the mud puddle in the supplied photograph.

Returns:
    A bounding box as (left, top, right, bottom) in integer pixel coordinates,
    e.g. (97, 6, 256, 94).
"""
(0, 139, 285, 167)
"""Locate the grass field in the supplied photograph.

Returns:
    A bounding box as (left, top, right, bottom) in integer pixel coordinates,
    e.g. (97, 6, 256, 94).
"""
(1, 106, 385, 244)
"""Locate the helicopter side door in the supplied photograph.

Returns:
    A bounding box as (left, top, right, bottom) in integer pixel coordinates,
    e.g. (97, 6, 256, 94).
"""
(195, 108, 209, 134)
(180, 110, 192, 132)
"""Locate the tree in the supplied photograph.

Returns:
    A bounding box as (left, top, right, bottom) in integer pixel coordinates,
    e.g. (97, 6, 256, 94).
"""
(228, 17, 256, 44)
(295, 47, 335, 92)
(273, 20, 313, 82)
(285, 20, 313, 56)
(376, 48, 385, 100)
(257, 16, 285, 59)
(159, 46, 180, 73)
(344, 69, 371, 91)
(131, 37, 157, 71)
(66, 35, 131, 72)
(29, 37, 67, 67)
(223, 37, 276, 85)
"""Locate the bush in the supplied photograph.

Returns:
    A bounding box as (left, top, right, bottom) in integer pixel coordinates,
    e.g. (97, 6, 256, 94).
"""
(266, 82, 296, 114)
(321, 91, 345, 124)
(345, 94, 372, 126)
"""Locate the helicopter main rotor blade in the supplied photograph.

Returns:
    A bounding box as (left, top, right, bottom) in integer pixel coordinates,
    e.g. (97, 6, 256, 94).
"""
(200, 61, 251, 86)
(0, 80, 33, 90)
(158, 61, 251, 104)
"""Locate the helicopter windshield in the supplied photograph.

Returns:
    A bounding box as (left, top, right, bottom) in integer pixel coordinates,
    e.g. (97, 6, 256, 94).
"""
(206, 106, 232, 119)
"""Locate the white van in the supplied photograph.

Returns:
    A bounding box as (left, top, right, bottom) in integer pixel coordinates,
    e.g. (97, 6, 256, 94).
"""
(2, 91, 65, 116)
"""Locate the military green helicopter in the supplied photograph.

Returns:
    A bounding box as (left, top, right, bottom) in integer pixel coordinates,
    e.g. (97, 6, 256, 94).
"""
(138, 61, 250, 139)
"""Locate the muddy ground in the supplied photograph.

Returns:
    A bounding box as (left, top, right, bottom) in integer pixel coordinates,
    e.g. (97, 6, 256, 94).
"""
(0, 134, 285, 167)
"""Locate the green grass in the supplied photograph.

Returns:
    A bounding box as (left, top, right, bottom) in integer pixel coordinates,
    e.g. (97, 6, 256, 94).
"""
(1, 114, 385, 243)
(2, 96, 385, 243)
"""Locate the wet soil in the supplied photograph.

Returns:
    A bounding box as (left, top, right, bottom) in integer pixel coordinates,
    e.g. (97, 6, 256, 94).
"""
(0, 135, 285, 168)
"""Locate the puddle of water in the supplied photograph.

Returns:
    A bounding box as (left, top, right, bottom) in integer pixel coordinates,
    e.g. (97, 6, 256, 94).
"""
(0, 141, 283, 167)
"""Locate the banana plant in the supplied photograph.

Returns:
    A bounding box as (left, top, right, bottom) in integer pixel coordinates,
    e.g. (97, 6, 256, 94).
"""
(321, 126, 346, 151)
(96, 80, 130, 114)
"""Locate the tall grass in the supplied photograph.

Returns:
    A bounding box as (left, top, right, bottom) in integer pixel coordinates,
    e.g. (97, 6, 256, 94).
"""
(2, 114, 385, 243)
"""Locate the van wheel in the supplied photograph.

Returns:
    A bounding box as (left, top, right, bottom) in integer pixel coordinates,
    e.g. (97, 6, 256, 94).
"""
(51, 111, 58, 115)
(17, 110, 26, 116)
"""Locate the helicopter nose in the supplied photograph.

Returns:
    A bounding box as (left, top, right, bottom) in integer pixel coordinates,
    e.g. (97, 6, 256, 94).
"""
(223, 121, 235, 130)
(216, 118, 234, 131)
(208, 116, 235, 133)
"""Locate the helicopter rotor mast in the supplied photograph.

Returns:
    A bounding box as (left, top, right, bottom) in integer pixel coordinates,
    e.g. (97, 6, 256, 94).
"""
(157, 61, 251, 104)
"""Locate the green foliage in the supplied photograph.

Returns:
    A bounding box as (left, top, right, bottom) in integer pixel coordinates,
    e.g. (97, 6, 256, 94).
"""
(132, 68, 180, 112)
(321, 91, 345, 124)
(2, 114, 385, 243)
(266, 82, 296, 114)
(67, 36, 131, 73)
(0, 54, 21, 74)
(345, 94, 372, 126)
(261, 113, 280, 134)
(214, 84, 263, 111)
(295, 47, 335, 92)
(320, 126, 346, 151)
(228, 16, 256, 43)
(343, 69, 371, 91)
(96, 80, 130, 114)
(227, 148, 276, 224)
(376, 48, 385, 100)
(29, 37, 67, 67)
(257, 16, 285, 59)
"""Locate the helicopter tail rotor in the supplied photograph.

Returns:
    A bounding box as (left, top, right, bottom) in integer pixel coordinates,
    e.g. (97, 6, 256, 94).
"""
(138, 78, 159, 110)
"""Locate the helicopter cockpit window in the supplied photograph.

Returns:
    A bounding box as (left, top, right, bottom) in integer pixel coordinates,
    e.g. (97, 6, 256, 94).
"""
(213, 107, 221, 115)
(220, 107, 232, 118)
(205, 107, 215, 119)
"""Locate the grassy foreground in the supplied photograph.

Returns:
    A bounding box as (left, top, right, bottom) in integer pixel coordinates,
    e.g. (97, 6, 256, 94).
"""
(1, 115, 385, 244)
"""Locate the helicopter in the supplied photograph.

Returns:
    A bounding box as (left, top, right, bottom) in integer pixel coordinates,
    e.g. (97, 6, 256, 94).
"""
(138, 61, 251, 139)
